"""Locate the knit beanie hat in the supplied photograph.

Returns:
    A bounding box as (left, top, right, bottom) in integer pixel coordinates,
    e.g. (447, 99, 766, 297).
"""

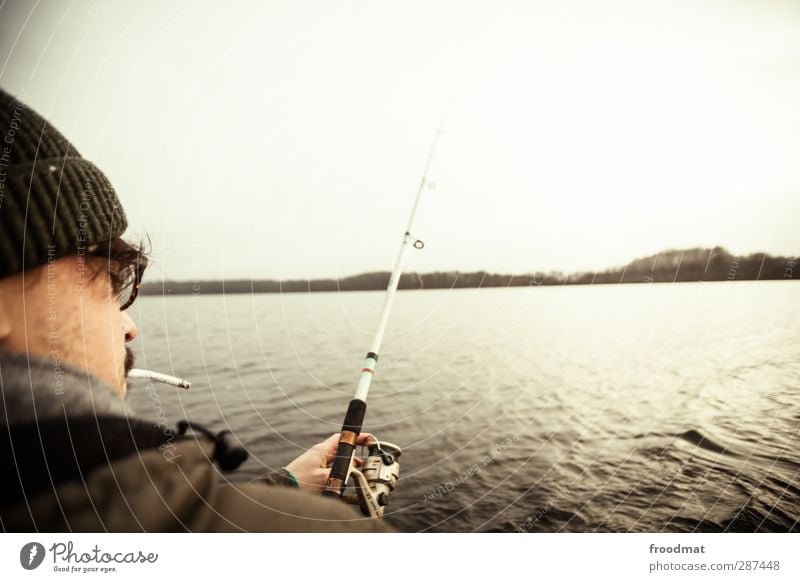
(0, 88, 127, 279)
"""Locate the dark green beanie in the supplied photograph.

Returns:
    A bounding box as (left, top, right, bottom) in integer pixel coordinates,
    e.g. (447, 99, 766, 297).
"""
(0, 88, 127, 279)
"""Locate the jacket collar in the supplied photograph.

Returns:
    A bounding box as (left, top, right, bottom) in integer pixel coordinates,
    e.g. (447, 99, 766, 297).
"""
(0, 347, 129, 426)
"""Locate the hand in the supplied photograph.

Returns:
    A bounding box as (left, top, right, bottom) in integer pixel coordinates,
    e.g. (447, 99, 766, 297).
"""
(285, 433, 374, 493)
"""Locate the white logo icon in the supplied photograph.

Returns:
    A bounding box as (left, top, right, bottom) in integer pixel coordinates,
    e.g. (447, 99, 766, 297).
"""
(19, 542, 46, 570)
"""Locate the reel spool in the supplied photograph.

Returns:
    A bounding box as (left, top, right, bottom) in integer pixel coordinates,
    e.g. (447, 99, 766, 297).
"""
(342, 439, 402, 518)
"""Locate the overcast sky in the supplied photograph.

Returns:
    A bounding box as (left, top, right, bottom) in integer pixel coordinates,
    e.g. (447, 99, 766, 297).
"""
(1, 0, 799, 280)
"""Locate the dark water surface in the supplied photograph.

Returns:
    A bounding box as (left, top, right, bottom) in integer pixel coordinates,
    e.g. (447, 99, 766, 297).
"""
(126, 281, 800, 532)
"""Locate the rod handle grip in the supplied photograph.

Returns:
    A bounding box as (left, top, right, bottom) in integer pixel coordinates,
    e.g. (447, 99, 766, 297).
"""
(322, 399, 366, 497)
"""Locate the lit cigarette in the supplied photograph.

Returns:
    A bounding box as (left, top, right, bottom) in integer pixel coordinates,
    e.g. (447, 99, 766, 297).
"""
(128, 368, 191, 389)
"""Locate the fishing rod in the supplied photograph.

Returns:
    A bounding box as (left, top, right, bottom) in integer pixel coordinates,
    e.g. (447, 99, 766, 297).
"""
(321, 121, 444, 516)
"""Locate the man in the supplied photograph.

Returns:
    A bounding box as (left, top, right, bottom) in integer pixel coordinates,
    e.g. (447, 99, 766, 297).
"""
(0, 88, 390, 532)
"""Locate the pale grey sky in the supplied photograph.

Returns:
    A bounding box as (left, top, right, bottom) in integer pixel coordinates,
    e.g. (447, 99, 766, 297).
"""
(1, 0, 799, 280)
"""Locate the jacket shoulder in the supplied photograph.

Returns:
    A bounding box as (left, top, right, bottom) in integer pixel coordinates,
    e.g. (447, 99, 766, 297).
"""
(5, 437, 392, 532)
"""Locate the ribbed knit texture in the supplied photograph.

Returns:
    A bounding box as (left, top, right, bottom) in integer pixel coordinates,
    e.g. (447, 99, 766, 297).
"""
(0, 88, 127, 278)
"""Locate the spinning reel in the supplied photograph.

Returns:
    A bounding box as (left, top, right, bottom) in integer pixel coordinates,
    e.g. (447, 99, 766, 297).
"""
(341, 439, 402, 518)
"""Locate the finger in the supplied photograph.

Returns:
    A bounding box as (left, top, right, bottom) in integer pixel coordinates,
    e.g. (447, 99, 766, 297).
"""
(314, 433, 340, 454)
(355, 432, 375, 446)
(321, 432, 372, 464)
(320, 433, 345, 463)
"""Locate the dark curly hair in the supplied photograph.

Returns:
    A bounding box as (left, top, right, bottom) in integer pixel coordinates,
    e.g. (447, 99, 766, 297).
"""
(86, 236, 149, 308)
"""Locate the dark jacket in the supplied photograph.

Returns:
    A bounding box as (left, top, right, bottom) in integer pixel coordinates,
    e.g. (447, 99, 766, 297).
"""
(0, 349, 391, 532)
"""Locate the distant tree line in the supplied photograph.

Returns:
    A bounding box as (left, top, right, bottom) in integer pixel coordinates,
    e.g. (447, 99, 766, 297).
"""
(139, 247, 797, 296)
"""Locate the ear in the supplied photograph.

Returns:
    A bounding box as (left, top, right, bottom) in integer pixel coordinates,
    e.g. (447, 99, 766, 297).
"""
(0, 274, 21, 342)
(0, 297, 11, 342)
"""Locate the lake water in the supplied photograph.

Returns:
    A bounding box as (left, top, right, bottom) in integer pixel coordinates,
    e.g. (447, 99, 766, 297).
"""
(126, 281, 800, 532)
